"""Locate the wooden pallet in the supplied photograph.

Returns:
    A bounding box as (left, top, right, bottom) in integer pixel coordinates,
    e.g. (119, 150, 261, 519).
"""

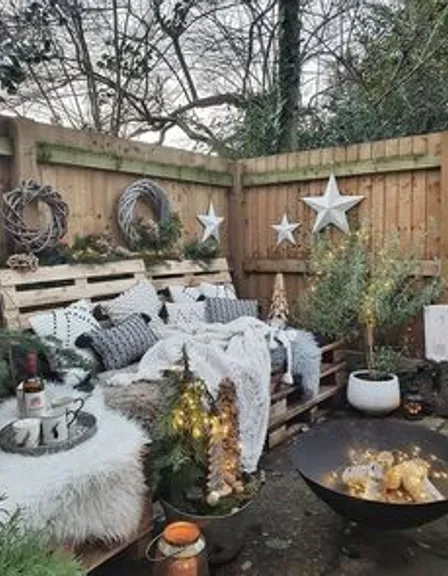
(0, 259, 146, 329)
(0, 258, 233, 329)
(268, 340, 347, 448)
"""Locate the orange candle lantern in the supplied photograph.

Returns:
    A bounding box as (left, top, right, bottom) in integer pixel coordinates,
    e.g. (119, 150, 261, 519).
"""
(148, 521, 210, 576)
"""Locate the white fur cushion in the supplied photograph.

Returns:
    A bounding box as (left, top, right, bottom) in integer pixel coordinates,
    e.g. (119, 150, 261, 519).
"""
(165, 302, 206, 327)
(0, 384, 148, 545)
(104, 279, 162, 325)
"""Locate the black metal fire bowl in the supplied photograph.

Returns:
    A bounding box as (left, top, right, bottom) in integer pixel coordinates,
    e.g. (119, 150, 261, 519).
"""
(290, 418, 448, 529)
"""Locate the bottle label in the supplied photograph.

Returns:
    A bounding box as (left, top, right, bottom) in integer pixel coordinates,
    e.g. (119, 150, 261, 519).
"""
(25, 391, 46, 417)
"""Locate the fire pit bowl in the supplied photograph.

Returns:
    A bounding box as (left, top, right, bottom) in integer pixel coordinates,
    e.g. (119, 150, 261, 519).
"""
(290, 419, 448, 529)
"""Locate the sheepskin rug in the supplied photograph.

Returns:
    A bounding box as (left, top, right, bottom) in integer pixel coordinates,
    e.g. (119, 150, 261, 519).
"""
(0, 384, 149, 546)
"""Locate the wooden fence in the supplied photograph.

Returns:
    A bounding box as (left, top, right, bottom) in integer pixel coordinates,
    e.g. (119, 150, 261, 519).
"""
(0, 117, 232, 257)
(0, 117, 446, 317)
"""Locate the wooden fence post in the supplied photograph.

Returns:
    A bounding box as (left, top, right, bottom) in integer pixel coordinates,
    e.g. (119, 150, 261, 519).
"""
(8, 117, 38, 186)
(440, 131, 448, 300)
(228, 160, 246, 296)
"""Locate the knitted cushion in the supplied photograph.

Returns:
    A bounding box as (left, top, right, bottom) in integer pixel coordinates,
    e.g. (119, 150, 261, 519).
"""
(104, 279, 162, 325)
(205, 298, 258, 324)
(165, 302, 206, 328)
(76, 313, 158, 371)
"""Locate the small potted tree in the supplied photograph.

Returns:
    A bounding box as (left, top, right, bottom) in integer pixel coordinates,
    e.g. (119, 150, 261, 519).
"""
(294, 229, 442, 415)
(149, 349, 261, 564)
(347, 234, 442, 415)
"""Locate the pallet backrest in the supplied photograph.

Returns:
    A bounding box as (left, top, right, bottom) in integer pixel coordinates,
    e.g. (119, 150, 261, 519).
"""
(0, 258, 232, 329)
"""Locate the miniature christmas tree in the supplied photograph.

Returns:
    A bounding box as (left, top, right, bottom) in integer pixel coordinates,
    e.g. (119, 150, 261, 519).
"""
(268, 272, 289, 327)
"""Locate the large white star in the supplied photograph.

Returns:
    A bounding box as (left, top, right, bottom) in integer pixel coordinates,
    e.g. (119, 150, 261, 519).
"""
(197, 202, 224, 242)
(272, 213, 300, 246)
(302, 173, 364, 234)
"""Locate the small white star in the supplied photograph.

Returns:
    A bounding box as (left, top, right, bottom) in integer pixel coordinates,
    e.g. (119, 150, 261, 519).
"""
(272, 213, 300, 246)
(197, 202, 224, 242)
(302, 173, 364, 234)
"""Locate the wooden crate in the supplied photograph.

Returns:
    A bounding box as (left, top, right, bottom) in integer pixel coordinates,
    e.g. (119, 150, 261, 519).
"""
(268, 340, 347, 448)
(146, 257, 232, 289)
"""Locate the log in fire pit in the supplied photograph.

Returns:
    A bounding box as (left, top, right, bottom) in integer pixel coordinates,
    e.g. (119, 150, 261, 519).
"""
(290, 419, 448, 529)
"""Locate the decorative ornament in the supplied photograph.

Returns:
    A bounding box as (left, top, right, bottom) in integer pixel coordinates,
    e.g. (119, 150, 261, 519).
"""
(206, 378, 242, 505)
(1, 180, 69, 253)
(6, 252, 39, 272)
(117, 179, 171, 249)
(271, 213, 300, 246)
(197, 202, 224, 243)
(302, 173, 364, 234)
(268, 273, 289, 328)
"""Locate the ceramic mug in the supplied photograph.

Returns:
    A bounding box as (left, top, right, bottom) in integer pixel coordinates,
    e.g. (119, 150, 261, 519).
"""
(51, 395, 84, 420)
(41, 408, 76, 445)
(12, 418, 41, 448)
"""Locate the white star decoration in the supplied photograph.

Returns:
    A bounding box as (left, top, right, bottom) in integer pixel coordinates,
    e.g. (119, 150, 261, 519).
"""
(197, 202, 224, 242)
(302, 173, 364, 234)
(272, 213, 300, 246)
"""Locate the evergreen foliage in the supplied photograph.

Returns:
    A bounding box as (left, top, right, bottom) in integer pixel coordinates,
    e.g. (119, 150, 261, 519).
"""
(0, 500, 84, 576)
(292, 228, 443, 375)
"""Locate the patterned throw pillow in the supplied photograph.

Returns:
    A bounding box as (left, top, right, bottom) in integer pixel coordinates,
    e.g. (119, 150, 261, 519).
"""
(76, 313, 158, 371)
(165, 302, 206, 328)
(104, 279, 162, 325)
(169, 282, 237, 303)
(205, 298, 258, 324)
(29, 300, 100, 370)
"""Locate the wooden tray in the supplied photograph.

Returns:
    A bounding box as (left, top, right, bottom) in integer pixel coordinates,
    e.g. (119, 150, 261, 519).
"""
(0, 411, 97, 456)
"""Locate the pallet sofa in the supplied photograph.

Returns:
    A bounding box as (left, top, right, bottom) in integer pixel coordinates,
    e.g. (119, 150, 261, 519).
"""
(0, 257, 347, 570)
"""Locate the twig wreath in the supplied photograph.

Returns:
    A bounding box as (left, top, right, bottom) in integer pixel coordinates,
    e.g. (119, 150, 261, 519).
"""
(1, 180, 69, 253)
(117, 178, 174, 249)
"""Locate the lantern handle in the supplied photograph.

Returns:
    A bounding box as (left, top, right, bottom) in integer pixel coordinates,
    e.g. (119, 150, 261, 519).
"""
(145, 531, 188, 563)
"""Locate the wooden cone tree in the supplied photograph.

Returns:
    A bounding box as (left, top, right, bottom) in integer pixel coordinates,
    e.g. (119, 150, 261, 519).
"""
(206, 378, 243, 504)
(268, 272, 289, 327)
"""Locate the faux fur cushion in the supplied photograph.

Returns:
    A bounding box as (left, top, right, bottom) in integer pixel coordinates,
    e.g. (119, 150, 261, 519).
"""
(165, 301, 206, 327)
(77, 313, 158, 371)
(104, 279, 162, 325)
(205, 298, 258, 324)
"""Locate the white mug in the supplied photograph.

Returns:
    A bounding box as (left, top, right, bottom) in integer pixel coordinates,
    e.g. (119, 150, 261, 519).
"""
(41, 409, 76, 445)
(51, 395, 84, 419)
(12, 418, 41, 448)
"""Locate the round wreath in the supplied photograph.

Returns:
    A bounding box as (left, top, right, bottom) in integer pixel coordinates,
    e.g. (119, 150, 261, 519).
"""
(1, 180, 69, 253)
(117, 179, 171, 248)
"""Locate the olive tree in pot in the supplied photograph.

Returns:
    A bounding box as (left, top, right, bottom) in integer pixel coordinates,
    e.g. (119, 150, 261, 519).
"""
(347, 233, 442, 415)
(293, 229, 442, 415)
(148, 349, 261, 564)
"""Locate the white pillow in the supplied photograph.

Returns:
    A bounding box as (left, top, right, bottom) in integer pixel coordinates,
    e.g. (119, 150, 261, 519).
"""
(169, 285, 202, 304)
(165, 302, 206, 328)
(29, 300, 100, 371)
(104, 279, 161, 324)
(199, 282, 237, 300)
(169, 282, 237, 303)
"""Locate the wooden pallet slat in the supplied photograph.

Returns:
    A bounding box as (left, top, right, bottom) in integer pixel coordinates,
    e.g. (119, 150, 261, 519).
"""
(267, 340, 347, 448)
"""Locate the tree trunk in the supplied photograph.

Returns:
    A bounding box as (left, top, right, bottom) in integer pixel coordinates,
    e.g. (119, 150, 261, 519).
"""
(277, 0, 301, 152)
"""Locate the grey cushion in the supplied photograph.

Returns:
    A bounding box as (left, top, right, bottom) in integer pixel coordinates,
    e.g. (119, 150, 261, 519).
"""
(77, 313, 158, 371)
(205, 298, 258, 324)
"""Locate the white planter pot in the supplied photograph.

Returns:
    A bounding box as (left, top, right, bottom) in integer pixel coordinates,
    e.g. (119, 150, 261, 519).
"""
(347, 370, 401, 416)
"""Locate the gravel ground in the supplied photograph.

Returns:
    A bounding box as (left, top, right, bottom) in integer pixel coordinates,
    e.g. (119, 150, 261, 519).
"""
(99, 417, 448, 576)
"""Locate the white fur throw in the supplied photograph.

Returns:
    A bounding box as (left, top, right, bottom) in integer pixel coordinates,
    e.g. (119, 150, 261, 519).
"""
(0, 384, 148, 546)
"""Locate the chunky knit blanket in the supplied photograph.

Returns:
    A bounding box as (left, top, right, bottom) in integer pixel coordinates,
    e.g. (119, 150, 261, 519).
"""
(108, 317, 272, 473)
